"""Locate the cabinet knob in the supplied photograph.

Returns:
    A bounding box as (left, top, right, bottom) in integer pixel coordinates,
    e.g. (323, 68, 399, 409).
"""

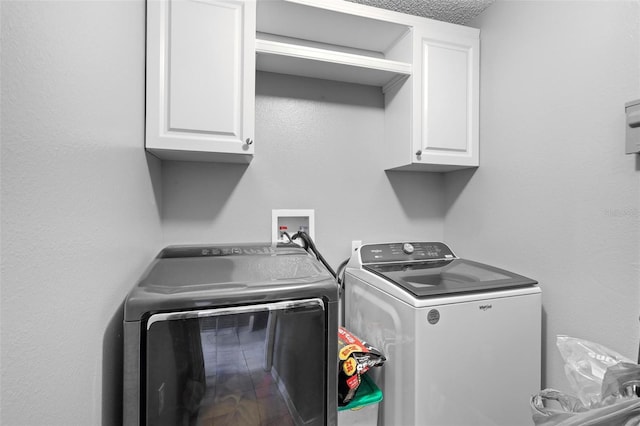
(245, 138, 253, 145)
(415, 150, 422, 156)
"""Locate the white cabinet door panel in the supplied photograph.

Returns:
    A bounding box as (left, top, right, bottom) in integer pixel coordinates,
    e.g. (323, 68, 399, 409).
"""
(423, 40, 470, 153)
(169, 0, 238, 134)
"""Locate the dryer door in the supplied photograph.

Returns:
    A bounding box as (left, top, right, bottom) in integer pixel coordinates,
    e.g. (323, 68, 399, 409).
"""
(144, 298, 327, 426)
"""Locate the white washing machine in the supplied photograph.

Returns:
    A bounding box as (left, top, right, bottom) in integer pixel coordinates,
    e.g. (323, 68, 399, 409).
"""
(344, 242, 541, 426)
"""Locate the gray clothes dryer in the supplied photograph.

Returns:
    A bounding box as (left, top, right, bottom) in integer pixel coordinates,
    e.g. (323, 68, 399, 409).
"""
(123, 243, 339, 426)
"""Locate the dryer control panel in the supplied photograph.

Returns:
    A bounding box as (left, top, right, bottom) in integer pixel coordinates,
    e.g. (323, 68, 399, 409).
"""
(360, 242, 457, 264)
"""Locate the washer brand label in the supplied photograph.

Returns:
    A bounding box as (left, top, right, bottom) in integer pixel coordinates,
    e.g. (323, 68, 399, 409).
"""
(479, 304, 493, 311)
(427, 309, 440, 325)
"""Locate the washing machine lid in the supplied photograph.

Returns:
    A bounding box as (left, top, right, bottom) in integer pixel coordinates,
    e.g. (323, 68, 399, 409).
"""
(360, 242, 537, 298)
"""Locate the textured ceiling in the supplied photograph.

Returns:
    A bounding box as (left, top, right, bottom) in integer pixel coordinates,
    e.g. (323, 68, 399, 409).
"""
(346, 0, 494, 25)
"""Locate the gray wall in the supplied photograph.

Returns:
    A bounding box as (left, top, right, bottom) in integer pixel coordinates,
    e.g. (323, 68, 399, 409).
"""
(162, 71, 446, 268)
(1, 1, 162, 424)
(446, 0, 640, 392)
(2, 0, 639, 424)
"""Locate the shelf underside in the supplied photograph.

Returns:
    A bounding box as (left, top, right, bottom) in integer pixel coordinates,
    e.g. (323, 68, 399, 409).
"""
(255, 39, 411, 89)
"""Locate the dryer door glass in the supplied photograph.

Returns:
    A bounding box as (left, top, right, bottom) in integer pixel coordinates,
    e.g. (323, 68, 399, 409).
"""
(145, 298, 327, 426)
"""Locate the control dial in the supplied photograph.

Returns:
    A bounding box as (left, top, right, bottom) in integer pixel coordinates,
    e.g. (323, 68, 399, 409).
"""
(402, 243, 415, 255)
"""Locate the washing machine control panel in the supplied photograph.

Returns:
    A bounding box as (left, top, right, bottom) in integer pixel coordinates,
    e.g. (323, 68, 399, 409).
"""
(360, 242, 457, 264)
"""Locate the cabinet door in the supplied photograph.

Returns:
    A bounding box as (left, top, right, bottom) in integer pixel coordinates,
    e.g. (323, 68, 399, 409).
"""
(414, 27, 479, 169)
(146, 0, 255, 163)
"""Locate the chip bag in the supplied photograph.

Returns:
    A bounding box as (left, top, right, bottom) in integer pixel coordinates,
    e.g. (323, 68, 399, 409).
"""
(338, 326, 386, 406)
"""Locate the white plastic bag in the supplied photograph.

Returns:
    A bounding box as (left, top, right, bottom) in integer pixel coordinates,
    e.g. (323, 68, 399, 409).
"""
(531, 336, 640, 426)
(556, 335, 634, 408)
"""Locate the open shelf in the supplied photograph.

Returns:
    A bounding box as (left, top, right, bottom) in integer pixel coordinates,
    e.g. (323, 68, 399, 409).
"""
(255, 36, 411, 90)
(256, 0, 413, 90)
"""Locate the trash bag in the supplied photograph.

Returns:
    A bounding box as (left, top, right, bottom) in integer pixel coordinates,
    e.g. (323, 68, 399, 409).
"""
(556, 335, 634, 407)
(531, 336, 640, 426)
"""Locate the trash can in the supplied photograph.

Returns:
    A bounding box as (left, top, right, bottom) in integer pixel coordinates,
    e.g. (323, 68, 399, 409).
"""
(338, 374, 383, 426)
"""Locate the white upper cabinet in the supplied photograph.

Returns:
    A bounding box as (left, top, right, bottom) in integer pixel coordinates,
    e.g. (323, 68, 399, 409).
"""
(146, 0, 256, 163)
(385, 22, 480, 172)
(256, 0, 480, 172)
(145, 0, 479, 170)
